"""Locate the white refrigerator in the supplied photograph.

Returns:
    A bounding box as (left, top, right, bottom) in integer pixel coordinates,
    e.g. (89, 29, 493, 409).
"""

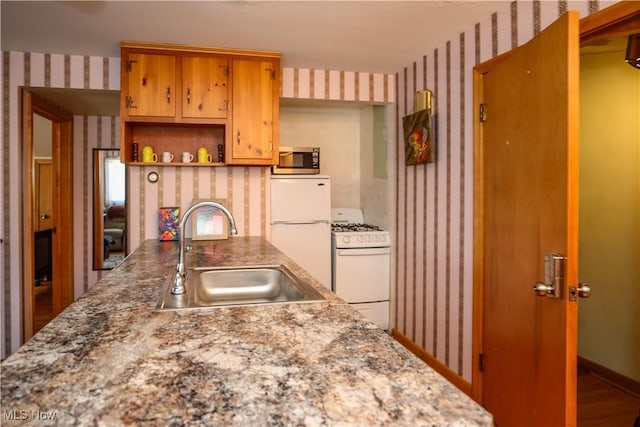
(270, 175, 331, 288)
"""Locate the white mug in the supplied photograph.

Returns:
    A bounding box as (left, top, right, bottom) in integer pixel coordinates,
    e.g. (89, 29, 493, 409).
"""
(181, 152, 194, 163)
(161, 152, 174, 163)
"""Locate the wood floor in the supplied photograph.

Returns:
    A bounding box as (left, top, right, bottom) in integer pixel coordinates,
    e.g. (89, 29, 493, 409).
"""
(578, 371, 640, 427)
(34, 283, 55, 333)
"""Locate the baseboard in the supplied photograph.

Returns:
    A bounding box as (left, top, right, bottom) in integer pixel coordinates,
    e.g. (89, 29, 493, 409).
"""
(391, 328, 473, 398)
(578, 356, 640, 398)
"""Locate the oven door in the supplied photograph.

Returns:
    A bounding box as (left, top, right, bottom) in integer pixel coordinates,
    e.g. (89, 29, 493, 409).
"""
(332, 247, 391, 303)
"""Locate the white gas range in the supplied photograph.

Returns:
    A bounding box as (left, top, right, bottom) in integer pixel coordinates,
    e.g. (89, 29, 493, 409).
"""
(331, 208, 391, 330)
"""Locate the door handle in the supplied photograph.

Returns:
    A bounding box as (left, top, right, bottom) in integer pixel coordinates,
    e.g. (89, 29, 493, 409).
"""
(577, 283, 592, 298)
(533, 253, 564, 299)
(569, 283, 592, 301)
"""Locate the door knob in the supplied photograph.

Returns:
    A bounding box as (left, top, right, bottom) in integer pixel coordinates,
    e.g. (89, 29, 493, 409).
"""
(533, 253, 564, 299)
(569, 283, 592, 301)
(577, 283, 592, 298)
(534, 282, 555, 296)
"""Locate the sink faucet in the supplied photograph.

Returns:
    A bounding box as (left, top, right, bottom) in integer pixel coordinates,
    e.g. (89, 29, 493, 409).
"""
(171, 200, 238, 295)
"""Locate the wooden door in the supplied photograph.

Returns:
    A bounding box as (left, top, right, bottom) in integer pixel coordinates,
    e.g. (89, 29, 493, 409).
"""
(124, 53, 176, 117)
(34, 159, 53, 231)
(474, 11, 580, 426)
(22, 90, 74, 341)
(230, 59, 277, 164)
(182, 56, 228, 119)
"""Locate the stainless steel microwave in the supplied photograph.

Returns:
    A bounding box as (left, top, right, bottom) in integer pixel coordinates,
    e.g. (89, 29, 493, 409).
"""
(272, 146, 320, 174)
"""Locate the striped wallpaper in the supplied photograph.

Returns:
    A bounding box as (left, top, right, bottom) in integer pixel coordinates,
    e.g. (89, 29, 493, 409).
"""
(391, 0, 610, 383)
(0, 51, 394, 357)
(0, 0, 618, 379)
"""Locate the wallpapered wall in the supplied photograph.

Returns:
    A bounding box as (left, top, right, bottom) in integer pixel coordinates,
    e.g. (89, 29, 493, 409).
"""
(391, 0, 614, 383)
(0, 50, 394, 356)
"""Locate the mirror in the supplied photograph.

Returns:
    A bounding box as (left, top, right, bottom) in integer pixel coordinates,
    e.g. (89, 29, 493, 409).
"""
(93, 149, 127, 270)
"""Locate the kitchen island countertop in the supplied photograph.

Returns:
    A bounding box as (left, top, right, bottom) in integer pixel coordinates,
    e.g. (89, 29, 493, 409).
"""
(1, 237, 492, 426)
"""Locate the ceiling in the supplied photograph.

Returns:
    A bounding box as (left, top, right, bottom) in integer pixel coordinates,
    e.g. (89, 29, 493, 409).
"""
(2, 1, 633, 116)
(1, 1, 507, 74)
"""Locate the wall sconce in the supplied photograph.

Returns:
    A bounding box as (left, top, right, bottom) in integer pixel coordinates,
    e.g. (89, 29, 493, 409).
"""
(625, 34, 640, 70)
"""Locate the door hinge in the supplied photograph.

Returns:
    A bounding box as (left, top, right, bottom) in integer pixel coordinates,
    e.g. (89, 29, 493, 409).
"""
(265, 67, 275, 80)
(479, 353, 484, 372)
(479, 103, 487, 122)
(125, 96, 137, 110)
(125, 59, 137, 73)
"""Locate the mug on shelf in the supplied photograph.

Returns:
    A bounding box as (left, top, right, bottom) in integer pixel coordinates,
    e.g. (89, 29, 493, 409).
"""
(142, 146, 157, 163)
(197, 147, 212, 163)
(181, 152, 194, 163)
(161, 152, 174, 163)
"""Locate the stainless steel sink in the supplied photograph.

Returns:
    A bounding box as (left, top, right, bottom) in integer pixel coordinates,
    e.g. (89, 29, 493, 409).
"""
(156, 264, 325, 310)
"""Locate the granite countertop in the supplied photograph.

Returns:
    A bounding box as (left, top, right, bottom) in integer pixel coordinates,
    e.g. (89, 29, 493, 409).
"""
(1, 237, 493, 426)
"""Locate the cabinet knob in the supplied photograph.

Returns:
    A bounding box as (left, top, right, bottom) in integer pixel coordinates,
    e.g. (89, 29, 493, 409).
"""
(166, 87, 171, 104)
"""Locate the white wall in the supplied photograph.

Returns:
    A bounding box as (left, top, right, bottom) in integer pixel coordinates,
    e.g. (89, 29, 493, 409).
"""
(279, 104, 364, 209)
(33, 114, 52, 157)
(279, 102, 393, 229)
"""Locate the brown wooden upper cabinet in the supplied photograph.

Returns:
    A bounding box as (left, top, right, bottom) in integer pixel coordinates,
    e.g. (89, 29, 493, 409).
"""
(120, 42, 280, 166)
(229, 59, 277, 165)
(124, 53, 177, 118)
(182, 56, 229, 120)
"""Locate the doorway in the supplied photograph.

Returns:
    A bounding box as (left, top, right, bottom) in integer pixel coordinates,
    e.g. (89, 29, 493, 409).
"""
(577, 14, 640, 427)
(32, 115, 54, 333)
(21, 89, 74, 340)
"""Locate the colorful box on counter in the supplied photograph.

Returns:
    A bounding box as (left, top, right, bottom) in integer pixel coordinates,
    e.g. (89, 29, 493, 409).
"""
(159, 207, 180, 241)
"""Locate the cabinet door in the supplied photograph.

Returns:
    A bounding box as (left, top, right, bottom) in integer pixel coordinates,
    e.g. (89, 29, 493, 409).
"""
(230, 59, 277, 164)
(125, 53, 176, 117)
(182, 56, 229, 119)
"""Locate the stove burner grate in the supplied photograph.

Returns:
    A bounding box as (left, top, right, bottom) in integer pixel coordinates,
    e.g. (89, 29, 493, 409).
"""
(331, 223, 383, 232)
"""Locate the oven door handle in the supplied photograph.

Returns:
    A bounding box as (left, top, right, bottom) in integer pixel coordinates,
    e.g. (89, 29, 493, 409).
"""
(272, 220, 329, 225)
(336, 248, 391, 256)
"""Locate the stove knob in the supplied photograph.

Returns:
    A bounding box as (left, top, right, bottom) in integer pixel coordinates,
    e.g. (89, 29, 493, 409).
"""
(357, 236, 363, 243)
(365, 235, 371, 243)
(342, 236, 350, 245)
(371, 235, 378, 243)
